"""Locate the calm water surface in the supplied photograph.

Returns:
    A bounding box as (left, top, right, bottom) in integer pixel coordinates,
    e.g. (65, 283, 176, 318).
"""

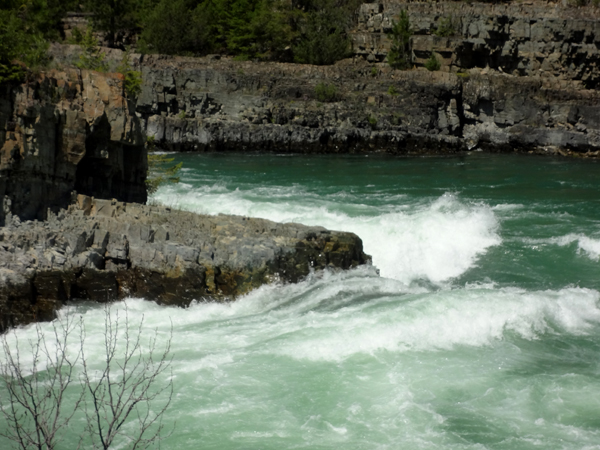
(3, 153, 600, 449)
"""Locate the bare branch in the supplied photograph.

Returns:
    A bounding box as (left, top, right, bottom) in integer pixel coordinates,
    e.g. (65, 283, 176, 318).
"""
(1, 303, 174, 450)
(0, 315, 84, 450)
(81, 304, 174, 450)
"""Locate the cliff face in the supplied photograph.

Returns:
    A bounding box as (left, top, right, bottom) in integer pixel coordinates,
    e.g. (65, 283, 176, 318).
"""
(134, 54, 600, 156)
(0, 69, 147, 226)
(44, 2, 600, 157)
(355, 1, 600, 89)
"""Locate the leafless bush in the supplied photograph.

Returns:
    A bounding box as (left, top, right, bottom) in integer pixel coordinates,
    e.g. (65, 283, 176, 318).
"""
(0, 315, 83, 450)
(0, 304, 173, 450)
(80, 306, 173, 450)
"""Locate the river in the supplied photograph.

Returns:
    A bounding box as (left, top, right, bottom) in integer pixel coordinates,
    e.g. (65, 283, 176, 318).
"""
(3, 153, 600, 449)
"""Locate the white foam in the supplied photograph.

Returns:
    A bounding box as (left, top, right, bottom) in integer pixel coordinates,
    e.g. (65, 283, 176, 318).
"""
(154, 184, 501, 284)
(524, 233, 600, 261)
(350, 194, 501, 283)
(576, 236, 600, 260)
(270, 286, 600, 362)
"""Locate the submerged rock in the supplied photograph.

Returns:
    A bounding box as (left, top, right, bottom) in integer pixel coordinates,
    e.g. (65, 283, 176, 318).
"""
(0, 195, 371, 330)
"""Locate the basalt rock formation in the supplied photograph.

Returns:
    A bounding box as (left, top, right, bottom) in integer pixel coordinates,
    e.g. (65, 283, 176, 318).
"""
(0, 69, 147, 227)
(46, 2, 600, 156)
(71, 1, 583, 156)
(131, 54, 600, 156)
(355, 1, 600, 88)
(0, 195, 370, 330)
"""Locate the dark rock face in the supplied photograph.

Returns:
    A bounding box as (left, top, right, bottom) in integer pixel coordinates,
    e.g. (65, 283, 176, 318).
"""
(132, 55, 600, 157)
(44, 1, 600, 158)
(0, 69, 147, 227)
(0, 195, 371, 330)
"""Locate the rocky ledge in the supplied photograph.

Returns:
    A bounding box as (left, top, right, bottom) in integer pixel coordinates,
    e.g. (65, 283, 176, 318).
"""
(0, 195, 370, 330)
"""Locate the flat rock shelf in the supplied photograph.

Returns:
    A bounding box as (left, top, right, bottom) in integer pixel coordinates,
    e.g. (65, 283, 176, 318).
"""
(0, 195, 371, 330)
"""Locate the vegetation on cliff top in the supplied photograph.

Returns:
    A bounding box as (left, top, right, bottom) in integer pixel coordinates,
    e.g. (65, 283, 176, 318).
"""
(137, 0, 360, 64)
(1, 0, 361, 74)
(0, 0, 69, 83)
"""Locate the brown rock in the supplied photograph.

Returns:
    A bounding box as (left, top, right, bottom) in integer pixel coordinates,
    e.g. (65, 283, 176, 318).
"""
(0, 69, 147, 226)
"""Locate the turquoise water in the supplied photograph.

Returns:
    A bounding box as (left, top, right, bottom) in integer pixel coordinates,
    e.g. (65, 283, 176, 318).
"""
(3, 153, 600, 449)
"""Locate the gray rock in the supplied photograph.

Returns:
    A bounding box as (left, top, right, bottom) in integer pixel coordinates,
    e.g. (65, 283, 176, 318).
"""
(0, 195, 371, 330)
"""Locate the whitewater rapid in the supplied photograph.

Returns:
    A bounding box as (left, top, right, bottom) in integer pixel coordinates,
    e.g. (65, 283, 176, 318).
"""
(155, 182, 502, 284)
(4, 153, 600, 449)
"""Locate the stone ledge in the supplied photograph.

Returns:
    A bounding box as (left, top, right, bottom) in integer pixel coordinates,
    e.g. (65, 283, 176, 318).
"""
(0, 195, 371, 330)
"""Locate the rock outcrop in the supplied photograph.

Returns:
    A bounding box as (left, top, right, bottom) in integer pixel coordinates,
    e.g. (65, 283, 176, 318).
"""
(44, 2, 600, 157)
(0, 195, 371, 330)
(131, 54, 600, 156)
(0, 69, 147, 227)
(354, 1, 600, 88)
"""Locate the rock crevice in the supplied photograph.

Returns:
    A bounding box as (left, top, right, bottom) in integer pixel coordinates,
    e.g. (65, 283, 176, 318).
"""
(0, 69, 147, 226)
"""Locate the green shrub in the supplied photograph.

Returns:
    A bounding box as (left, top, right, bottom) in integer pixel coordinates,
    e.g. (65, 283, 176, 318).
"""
(433, 16, 456, 37)
(75, 27, 108, 72)
(425, 51, 441, 71)
(315, 82, 338, 102)
(138, 0, 198, 55)
(116, 48, 142, 98)
(84, 0, 139, 48)
(387, 10, 411, 70)
(146, 137, 183, 195)
(293, 8, 350, 65)
(0, 9, 49, 84)
(388, 85, 399, 96)
(368, 115, 377, 129)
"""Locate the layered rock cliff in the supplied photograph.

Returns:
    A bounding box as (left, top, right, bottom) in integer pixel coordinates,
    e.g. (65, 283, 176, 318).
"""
(355, 1, 600, 87)
(45, 2, 600, 157)
(123, 1, 599, 156)
(0, 195, 370, 330)
(133, 54, 600, 156)
(0, 69, 147, 226)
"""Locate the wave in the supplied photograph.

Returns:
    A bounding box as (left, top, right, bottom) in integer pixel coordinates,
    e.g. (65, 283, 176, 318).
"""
(522, 233, 600, 261)
(264, 285, 600, 363)
(39, 270, 600, 366)
(153, 184, 500, 284)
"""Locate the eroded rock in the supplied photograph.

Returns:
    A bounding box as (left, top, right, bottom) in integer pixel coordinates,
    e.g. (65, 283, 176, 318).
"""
(0, 69, 147, 227)
(0, 195, 371, 330)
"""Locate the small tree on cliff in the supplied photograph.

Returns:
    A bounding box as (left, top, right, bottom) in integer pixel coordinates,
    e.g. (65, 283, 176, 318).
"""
(387, 10, 411, 70)
(146, 137, 183, 196)
(0, 305, 173, 450)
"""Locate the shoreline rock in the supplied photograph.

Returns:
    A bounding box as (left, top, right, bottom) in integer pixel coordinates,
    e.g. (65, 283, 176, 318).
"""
(0, 69, 147, 226)
(0, 195, 371, 330)
(130, 56, 600, 156)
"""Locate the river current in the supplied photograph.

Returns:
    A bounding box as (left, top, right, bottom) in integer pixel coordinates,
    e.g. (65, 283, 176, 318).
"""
(3, 153, 600, 449)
